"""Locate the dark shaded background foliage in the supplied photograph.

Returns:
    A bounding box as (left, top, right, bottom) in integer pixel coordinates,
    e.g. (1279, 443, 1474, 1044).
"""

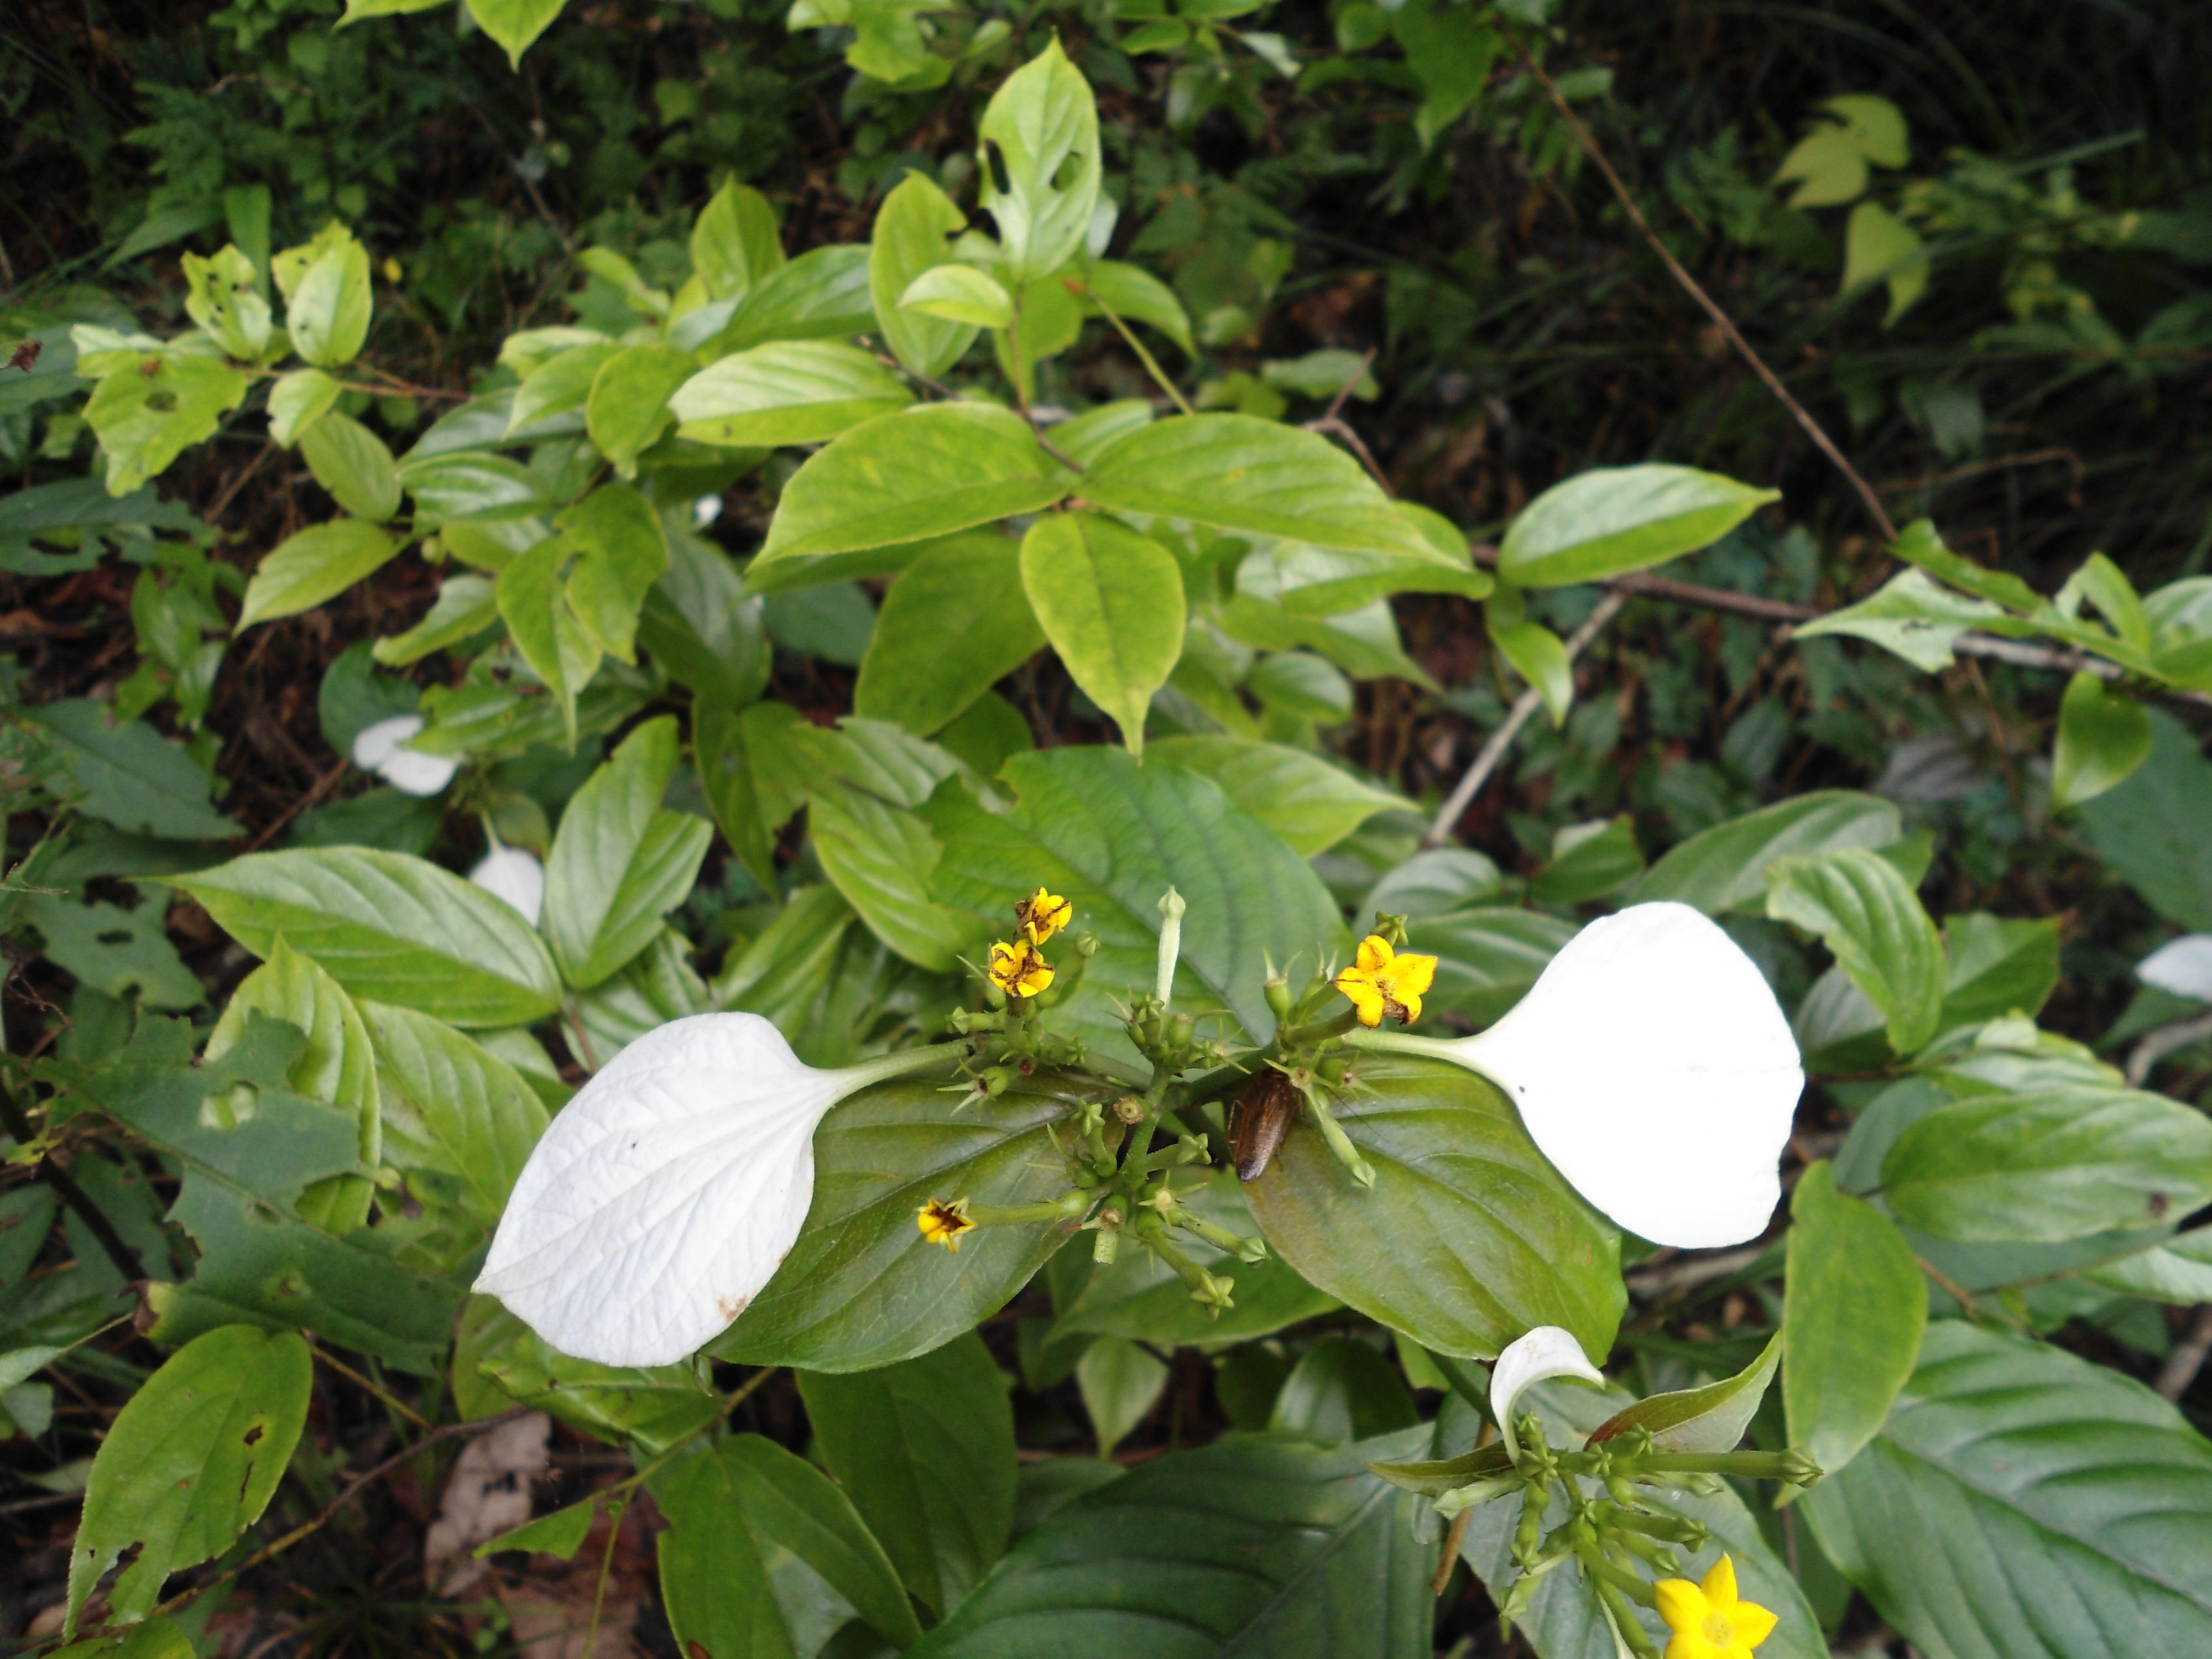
(7, 0, 2212, 1651)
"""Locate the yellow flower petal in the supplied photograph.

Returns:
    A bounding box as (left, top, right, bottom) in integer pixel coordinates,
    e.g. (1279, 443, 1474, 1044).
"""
(1355, 934, 1394, 973)
(1702, 1554, 1739, 1611)
(1728, 1600, 1778, 1650)
(917, 1197, 973, 1251)
(1018, 886, 1072, 945)
(1335, 969, 1387, 1026)
(1664, 1634, 1719, 1659)
(1390, 949, 1438, 999)
(1655, 1577, 1709, 1636)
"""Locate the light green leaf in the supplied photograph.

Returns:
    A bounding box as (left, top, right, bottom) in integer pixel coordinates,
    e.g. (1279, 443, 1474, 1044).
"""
(1499, 462, 1780, 587)
(899, 263, 1015, 328)
(363, 1000, 547, 1227)
(560, 482, 671, 666)
(853, 531, 1043, 734)
(1794, 568, 2006, 671)
(587, 344, 696, 478)
(505, 341, 620, 437)
(1249, 650, 1354, 723)
(544, 717, 712, 988)
(64, 1324, 311, 1635)
(636, 528, 766, 706)
(1636, 790, 1902, 914)
(1784, 1160, 1924, 1485)
(181, 245, 271, 359)
(1485, 585, 1573, 724)
(2052, 671, 2153, 809)
(267, 368, 341, 448)
(237, 520, 401, 630)
(1076, 1339, 1170, 1456)
(1773, 126, 1869, 207)
(670, 341, 911, 447)
(1587, 1331, 1782, 1453)
(463, 0, 568, 65)
(1147, 736, 1410, 857)
(977, 39, 1101, 283)
(1081, 414, 1432, 560)
(299, 412, 400, 521)
(280, 225, 372, 367)
(577, 926, 709, 1065)
(398, 451, 551, 525)
(869, 173, 979, 378)
(19, 700, 240, 839)
(48, 1615, 196, 1659)
(477, 1496, 597, 1562)
(1823, 93, 1910, 167)
(453, 1296, 718, 1450)
(495, 534, 601, 742)
(711, 243, 877, 354)
(373, 575, 498, 666)
(84, 346, 251, 497)
(807, 779, 977, 972)
(1841, 200, 1929, 325)
(691, 179, 785, 301)
(1767, 847, 1947, 1052)
(1080, 259, 1193, 354)
(1019, 512, 1185, 755)
(179, 848, 565, 1026)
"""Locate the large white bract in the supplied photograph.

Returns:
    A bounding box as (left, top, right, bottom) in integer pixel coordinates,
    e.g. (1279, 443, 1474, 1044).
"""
(1489, 1324, 1604, 1459)
(352, 714, 458, 797)
(1370, 901, 1803, 1249)
(477, 1013, 848, 1366)
(2138, 934, 2212, 1003)
(469, 844, 545, 927)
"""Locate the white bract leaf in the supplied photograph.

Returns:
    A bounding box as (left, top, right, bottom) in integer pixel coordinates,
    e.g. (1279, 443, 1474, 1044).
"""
(2138, 934, 2212, 1003)
(1359, 902, 1802, 1249)
(1489, 1324, 1604, 1461)
(476, 1014, 950, 1366)
(352, 714, 459, 797)
(470, 844, 545, 927)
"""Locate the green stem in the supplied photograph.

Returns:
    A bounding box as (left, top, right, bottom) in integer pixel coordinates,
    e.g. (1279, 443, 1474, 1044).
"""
(1084, 286, 1194, 416)
(1344, 1027, 1475, 1062)
(834, 1042, 969, 1095)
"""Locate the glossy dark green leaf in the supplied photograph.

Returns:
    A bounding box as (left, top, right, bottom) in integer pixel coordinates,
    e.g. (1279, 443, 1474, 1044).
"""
(1498, 463, 1779, 587)
(1417, 906, 1575, 1026)
(1635, 791, 1902, 915)
(1270, 1337, 1418, 1444)
(1768, 848, 1945, 1053)
(854, 531, 1043, 735)
(1245, 1053, 1625, 1361)
(1527, 815, 1643, 905)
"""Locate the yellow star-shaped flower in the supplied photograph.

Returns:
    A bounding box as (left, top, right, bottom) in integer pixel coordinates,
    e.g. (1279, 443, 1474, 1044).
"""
(1655, 1556, 1778, 1659)
(1016, 886, 1073, 946)
(988, 937, 1055, 998)
(1333, 934, 1438, 1027)
(916, 1197, 974, 1252)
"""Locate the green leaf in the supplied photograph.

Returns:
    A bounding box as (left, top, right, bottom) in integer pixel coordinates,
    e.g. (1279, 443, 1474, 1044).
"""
(363, 1000, 548, 1227)
(1270, 1336, 1418, 1444)
(373, 575, 498, 666)
(1774, 126, 1869, 207)
(1588, 1331, 1781, 1452)
(1244, 1052, 1625, 1361)
(1484, 586, 1574, 724)
(797, 1329, 1018, 1615)
(1767, 848, 1946, 1053)
(908, 1425, 1434, 1657)
(477, 1496, 597, 1561)
(869, 173, 980, 378)
(544, 717, 712, 988)
(453, 1296, 719, 1451)
(179, 848, 565, 1026)
(1082, 414, 1432, 560)
(670, 341, 911, 447)
(1887, 519, 2048, 614)
(587, 344, 696, 478)
(1074, 1337, 1170, 1455)
(1019, 512, 1185, 755)
(637, 527, 766, 705)
(238, 519, 401, 630)
(1636, 790, 1902, 915)
(2052, 670, 2154, 809)
(2081, 1224, 2212, 1303)
(1223, 561, 1437, 686)
(1249, 650, 1355, 723)
(717, 1071, 1092, 1370)
(1883, 1084, 2212, 1243)
(268, 368, 342, 448)
(711, 243, 877, 354)
(2078, 709, 2212, 931)
(854, 531, 1044, 734)
(726, 1435, 924, 1648)
(299, 412, 400, 521)
(1794, 568, 2006, 671)
(807, 779, 978, 972)
(576, 926, 709, 1063)
(691, 179, 786, 302)
(182, 245, 271, 359)
(1841, 201, 1929, 324)
(462, 0, 567, 66)
(1147, 737, 1411, 857)
(1080, 259, 1194, 354)
(1940, 912, 2062, 1027)
(1803, 1319, 2212, 1659)
(1498, 463, 1780, 587)
(752, 404, 1070, 586)
(900, 264, 1015, 327)
(280, 225, 373, 367)
(505, 341, 620, 437)
(22, 894, 203, 1009)
(927, 746, 1347, 1051)
(1528, 813, 1644, 905)
(495, 535, 601, 742)
(19, 700, 240, 839)
(1784, 1161, 1924, 1484)
(399, 451, 551, 525)
(977, 39, 1101, 284)
(560, 482, 671, 666)
(84, 347, 251, 497)
(48, 1615, 196, 1659)
(65, 1324, 311, 1635)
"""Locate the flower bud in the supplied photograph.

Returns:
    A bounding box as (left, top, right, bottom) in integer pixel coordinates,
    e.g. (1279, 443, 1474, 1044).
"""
(1112, 1095, 1147, 1124)
(1155, 886, 1185, 1003)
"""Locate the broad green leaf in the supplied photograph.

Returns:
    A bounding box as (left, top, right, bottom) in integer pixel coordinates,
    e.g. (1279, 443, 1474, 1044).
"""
(927, 746, 1348, 1051)
(84, 346, 251, 497)
(587, 344, 696, 478)
(22, 894, 203, 1009)
(900, 263, 1015, 327)
(505, 341, 620, 436)
(1775, 126, 1868, 207)
(654, 1447, 802, 1659)
(870, 173, 979, 378)
(1019, 512, 1185, 755)
(1076, 1337, 1170, 1456)
(799, 1331, 1017, 1615)
(544, 717, 712, 988)
(1887, 519, 2047, 614)
(909, 1425, 1434, 1657)
(808, 779, 978, 972)
(1222, 552, 1438, 685)
(726, 1435, 924, 1648)
(2052, 670, 2153, 808)
(718, 1071, 1095, 1370)
(691, 179, 785, 301)
(495, 535, 601, 742)
(1803, 1320, 2212, 1659)
(560, 482, 671, 666)
(1249, 650, 1354, 723)
(1588, 1331, 1781, 1452)
(750, 404, 1069, 588)
(1270, 1337, 1418, 1444)
(2082, 1224, 2212, 1303)
(1244, 1053, 1625, 1361)
(1636, 790, 1902, 914)
(1883, 1084, 2212, 1243)
(1499, 463, 1780, 588)
(48, 1615, 196, 1659)
(1147, 736, 1411, 857)
(1418, 906, 1577, 1026)
(576, 925, 709, 1064)
(181, 245, 270, 359)
(977, 39, 1100, 283)
(373, 575, 498, 666)
(238, 519, 401, 629)
(477, 1496, 597, 1561)
(20, 700, 240, 839)
(363, 1000, 548, 1226)
(1050, 1170, 1338, 1348)
(671, 340, 911, 447)
(853, 531, 1043, 734)
(2077, 709, 2212, 931)
(179, 847, 564, 1026)
(452, 1296, 719, 1451)
(1767, 848, 1945, 1053)
(1246, 536, 1491, 618)
(1841, 200, 1928, 324)
(1485, 582, 1572, 723)
(1794, 568, 2006, 671)
(1082, 414, 1432, 560)
(709, 243, 876, 354)
(1359, 848, 1504, 923)
(1050, 398, 1154, 467)
(1940, 912, 2062, 1026)
(637, 527, 766, 706)
(1079, 259, 1193, 354)
(463, 0, 567, 65)
(281, 225, 372, 366)
(696, 702, 779, 893)
(398, 451, 551, 524)
(65, 1324, 310, 1635)
(1783, 1161, 1924, 1484)
(299, 411, 400, 521)
(1527, 814, 1643, 905)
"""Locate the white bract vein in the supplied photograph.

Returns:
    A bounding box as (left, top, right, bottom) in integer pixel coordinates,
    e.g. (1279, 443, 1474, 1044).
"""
(2138, 933, 2212, 1003)
(1490, 1324, 1605, 1461)
(476, 1013, 950, 1366)
(1355, 902, 1803, 1250)
(469, 844, 545, 927)
(352, 714, 458, 797)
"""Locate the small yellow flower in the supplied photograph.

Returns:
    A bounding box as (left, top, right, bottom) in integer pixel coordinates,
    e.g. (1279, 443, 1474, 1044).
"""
(1655, 1556, 1778, 1659)
(1334, 934, 1438, 1027)
(1015, 886, 1072, 945)
(917, 1197, 974, 1251)
(988, 937, 1055, 998)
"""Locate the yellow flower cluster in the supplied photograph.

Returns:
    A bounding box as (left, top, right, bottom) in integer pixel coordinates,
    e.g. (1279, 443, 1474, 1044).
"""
(1656, 1557, 1777, 1659)
(988, 886, 1070, 999)
(916, 1197, 974, 1253)
(1334, 934, 1438, 1027)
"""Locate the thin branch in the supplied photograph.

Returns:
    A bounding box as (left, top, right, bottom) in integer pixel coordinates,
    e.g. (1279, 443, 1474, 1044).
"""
(1323, 348, 1378, 424)
(1623, 1242, 1770, 1299)
(1526, 58, 1898, 544)
(1303, 414, 1394, 496)
(2155, 1304, 2212, 1401)
(2127, 1009, 2212, 1088)
(1084, 285, 1193, 418)
(0, 1067, 144, 1284)
(1424, 589, 1629, 847)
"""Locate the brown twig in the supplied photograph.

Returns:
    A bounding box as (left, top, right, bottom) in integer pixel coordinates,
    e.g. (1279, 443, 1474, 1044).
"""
(245, 758, 348, 851)
(2155, 1304, 2212, 1401)
(1623, 1242, 1771, 1300)
(1303, 414, 1394, 497)
(2127, 1009, 2212, 1087)
(1526, 58, 1898, 544)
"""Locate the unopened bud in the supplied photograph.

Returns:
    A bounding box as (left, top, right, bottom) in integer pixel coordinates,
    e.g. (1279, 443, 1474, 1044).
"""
(981, 1066, 1011, 1097)
(1073, 931, 1099, 958)
(1155, 886, 1185, 1002)
(1112, 1095, 1147, 1124)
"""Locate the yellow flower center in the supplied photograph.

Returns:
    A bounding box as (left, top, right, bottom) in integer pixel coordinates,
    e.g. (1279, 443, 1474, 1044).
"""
(1705, 1614, 1736, 1647)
